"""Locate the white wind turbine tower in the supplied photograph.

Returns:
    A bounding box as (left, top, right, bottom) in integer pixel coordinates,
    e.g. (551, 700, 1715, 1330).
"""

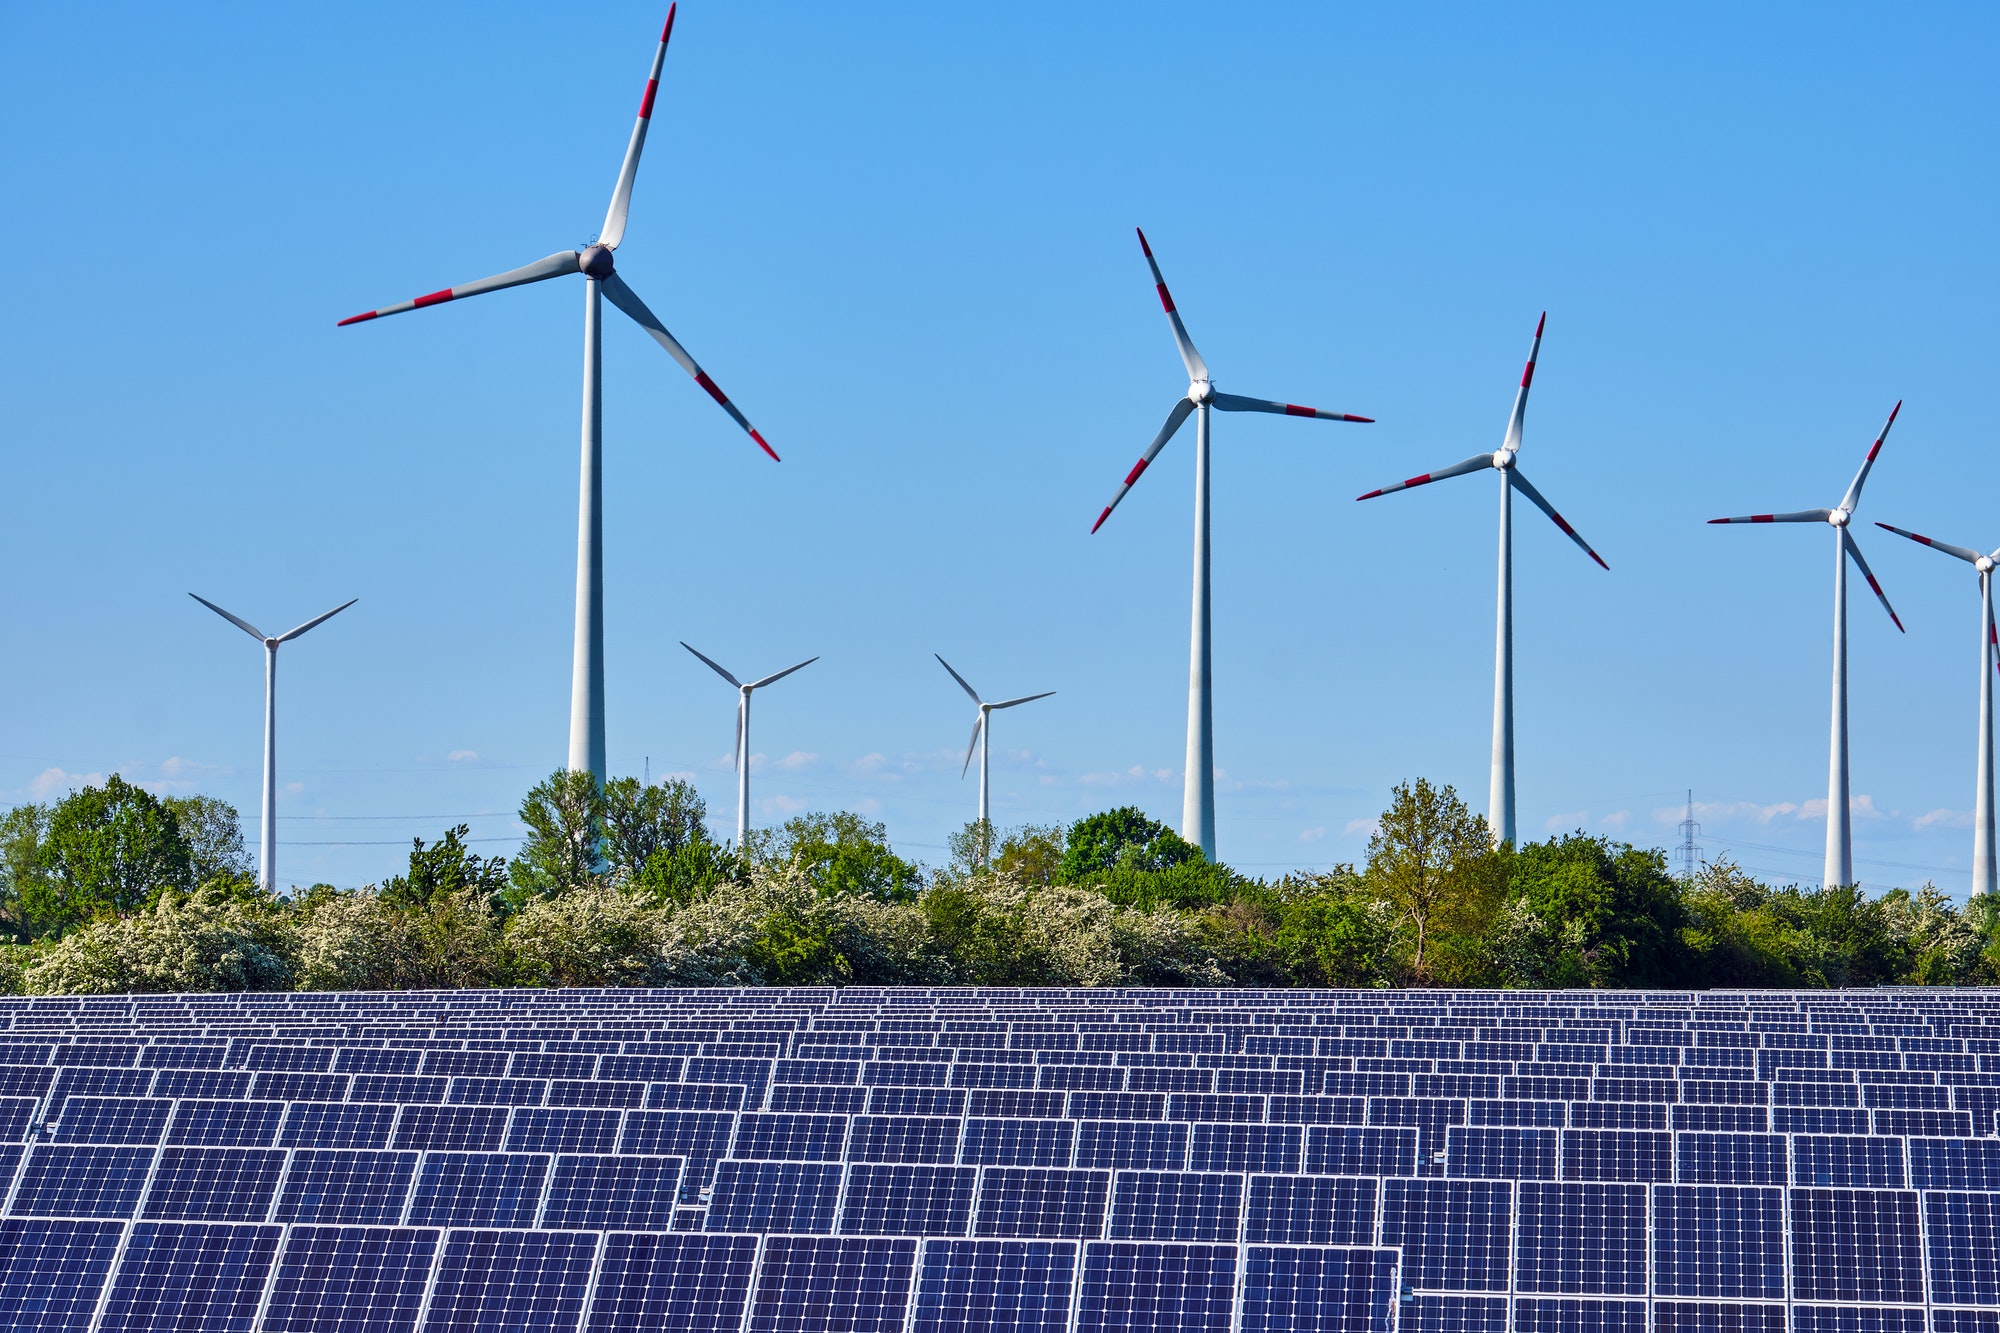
(1873, 518, 2000, 895)
(1353, 314, 1607, 848)
(682, 643, 816, 849)
(1709, 402, 1905, 888)
(338, 5, 778, 785)
(1090, 229, 1372, 859)
(190, 594, 357, 895)
(936, 655, 1054, 841)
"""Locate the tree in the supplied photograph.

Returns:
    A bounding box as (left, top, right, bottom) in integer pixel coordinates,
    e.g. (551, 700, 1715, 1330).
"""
(0, 803, 49, 943)
(743, 812, 922, 902)
(509, 770, 606, 900)
(32, 775, 194, 932)
(1362, 779, 1498, 981)
(602, 777, 712, 883)
(21, 881, 296, 994)
(381, 826, 509, 911)
(1058, 807, 1203, 883)
(162, 794, 253, 884)
(1505, 834, 1686, 988)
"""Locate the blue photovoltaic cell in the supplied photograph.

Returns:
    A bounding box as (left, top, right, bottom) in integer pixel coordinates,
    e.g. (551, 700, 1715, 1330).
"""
(8, 1145, 153, 1218)
(1380, 1178, 1511, 1292)
(1559, 1130, 1672, 1182)
(586, 1232, 759, 1333)
(1924, 1189, 2000, 1303)
(769, 1085, 868, 1115)
(423, 1051, 510, 1077)
(1447, 1127, 1557, 1180)
(166, 1099, 283, 1148)
(963, 1118, 1073, 1167)
(869, 1061, 949, 1088)
(973, 1167, 1111, 1239)
(967, 1090, 1067, 1120)
(1912, 1137, 2000, 1189)
(648, 1083, 746, 1111)
(1267, 1097, 1365, 1126)
(1513, 1183, 1647, 1295)
(334, 1048, 422, 1075)
(910, 1239, 1078, 1333)
(283, 1103, 398, 1150)
(1794, 1135, 1905, 1187)
(841, 1163, 978, 1236)
(273, 1150, 419, 1226)
(0, 1217, 123, 1333)
(1567, 1103, 1668, 1131)
(541, 1154, 682, 1231)
(144, 1044, 225, 1070)
(392, 1104, 510, 1152)
(1675, 1133, 1786, 1185)
(422, 1228, 598, 1331)
(1107, 1171, 1243, 1243)
(350, 1075, 448, 1105)
(1075, 1241, 1237, 1333)
(1126, 1067, 1211, 1094)
(1650, 1303, 1787, 1333)
(1238, 1245, 1398, 1333)
(1187, 1122, 1301, 1174)
(246, 1044, 332, 1072)
(95, 1221, 282, 1333)
(512, 1053, 596, 1080)
(52, 1096, 171, 1145)
(407, 1152, 549, 1228)
(1789, 1309, 1927, 1333)
(601, 1055, 685, 1082)
(1074, 1122, 1186, 1171)
(733, 1112, 847, 1161)
(1788, 1187, 1924, 1303)
(955, 1065, 1037, 1090)
(1652, 1185, 1786, 1298)
(141, 1147, 287, 1222)
(1511, 1298, 1648, 1333)
(449, 1077, 547, 1107)
(869, 1087, 966, 1117)
(1242, 1175, 1376, 1246)
(619, 1109, 738, 1188)
(259, 1225, 440, 1333)
(1672, 1105, 1769, 1133)
(1304, 1126, 1418, 1176)
(1934, 1313, 2000, 1333)
(1774, 1107, 1872, 1135)
(252, 1073, 350, 1103)
(747, 1235, 919, 1333)
(0, 1068, 55, 1100)
(1068, 1093, 1164, 1122)
(1874, 1108, 1973, 1137)
(848, 1115, 960, 1164)
(1169, 1094, 1262, 1123)
(704, 1160, 842, 1234)
(1469, 1100, 1563, 1128)
(506, 1107, 621, 1154)
(1040, 1065, 1123, 1092)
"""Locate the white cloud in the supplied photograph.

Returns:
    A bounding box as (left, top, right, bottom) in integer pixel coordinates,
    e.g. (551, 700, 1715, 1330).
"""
(774, 751, 818, 772)
(1915, 807, 1973, 831)
(1656, 795, 1888, 827)
(1344, 818, 1378, 838)
(447, 749, 479, 762)
(1600, 810, 1631, 830)
(854, 753, 888, 773)
(30, 767, 104, 800)
(761, 794, 809, 816)
(1545, 811, 1589, 833)
(1080, 765, 1177, 788)
(281, 781, 305, 797)
(1298, 827, 1327, 844)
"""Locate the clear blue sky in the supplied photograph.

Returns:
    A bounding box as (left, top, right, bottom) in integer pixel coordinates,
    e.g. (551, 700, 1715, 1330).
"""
(2, 2, 1995, 892)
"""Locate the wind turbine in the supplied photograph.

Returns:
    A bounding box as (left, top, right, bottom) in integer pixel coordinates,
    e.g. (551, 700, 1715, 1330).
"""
(1709, 402, 1905, 888)
(681, 644, 816, 848)
(1090, 228, 1372, 859)
(1353, 314, 1607, 848)
(1874, 519, 1999, 895)
(936, 655, 1053, 843)
(338, 5, 777, 785)
(190, 594, 357, 895)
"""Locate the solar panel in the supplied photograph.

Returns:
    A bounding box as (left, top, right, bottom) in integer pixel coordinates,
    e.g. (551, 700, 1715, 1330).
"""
(848, 1115, 961, 1164)
(272, 1149, 418, 1225)
(1074, 1241, 1236, 1333)
(1242, 1174, 1376, 1245)
(8, 1145, 153, 1218)
(1510, 1298, 1648, 1333)
(973, 1167, 1111, 1239)
(95, 1220, 282, 1333)
(1788, 1308, 1927, 1333)
(407, 1151, 549, 1227)
(422, 1228, 598, 1331)
(141, 1146, 287, 1221)
(1073, 1122, 1186, 1172)
(910, 1239, 1078, 1333)
(586, 1233, 759, 1333)
(0, 1217, 123, 1332)
(1447, 1126, 1557, 1179)
(1107, 1171, 1242, 1242)
(1237, 1244, 1398, 1333)
(1513, 1182, 1646, 1294)
(1379, 1178, 1511, 1291)
(1788, 1187, 1925, 1303)
(704, 1159, 842, 1233)
(392, 1104, 510, 1152)
(840, 1163, 977, 1236)
(258, 1225, 439, 1333)
(747, 1235, 918, 1333)
(542, 1153, 682, 1230)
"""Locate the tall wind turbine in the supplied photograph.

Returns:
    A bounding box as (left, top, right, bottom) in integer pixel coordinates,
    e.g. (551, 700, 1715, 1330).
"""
(190, 594, 357, 895)
(936, 655, 1053, 839)
(1353, 314, 1607, 848)
(1090, 229, 1372, 859)
(682, 643, 816, 848)
(1874, 519, 1999, 895)
(1709, 402, 1905, 888)
(338, 5, 777, 784)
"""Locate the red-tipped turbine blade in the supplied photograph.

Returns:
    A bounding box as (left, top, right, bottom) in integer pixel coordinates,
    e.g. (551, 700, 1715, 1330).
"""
(600, 5, 676, 251)
(1843, 530, 1904, 633)
(1135, 228, 1209, 384)
(1092, 397, 1196, 533)
(1354, 452, 1492, 502)
(1499, 311, 1546, 454)
(1707, 510, 1835, 525)
(601, 272, 778, 460)
(1873, 522, 1983, 565)
(1839, 400, 1902, 515)
(1509, 467, 1608, 570)
(1211, 392, 1373, 423)
(336, 251, 580, 326)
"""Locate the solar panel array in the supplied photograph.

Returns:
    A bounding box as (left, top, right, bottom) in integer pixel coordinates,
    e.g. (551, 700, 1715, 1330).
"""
(4, 986, 2000, 1332)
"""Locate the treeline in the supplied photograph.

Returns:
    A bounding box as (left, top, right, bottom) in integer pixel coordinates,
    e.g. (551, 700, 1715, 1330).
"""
(0, 773, 1991, 995)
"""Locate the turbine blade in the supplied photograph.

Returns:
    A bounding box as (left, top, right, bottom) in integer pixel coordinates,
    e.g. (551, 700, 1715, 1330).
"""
(1873, 522, 1983, 565)
(1092, 397, 1196, 533)
(1508, 469, 1608, 570)
(275, 598, 359, 643)
(1843, 530, 1905, 632)
(681, 641, 742, 688)
(1135, 228, 1209, 383)
(990, 690, 1056, 710)
(1707, 509, 1834, 525)
(600, 4, 676, 251)
(1355, 452, 1493, 501)
(189, 594, 268, 643)
(1211, 391, 1373, 424)
(1500, 311, 1546, 454)
(336, 251, 580, 326)
(935, 654, 982, 705)
(602, 271, 778, 461)
(961, 714, 983, 779)
(1839, 401, 1902, 514)
(748, 656, 819, 690)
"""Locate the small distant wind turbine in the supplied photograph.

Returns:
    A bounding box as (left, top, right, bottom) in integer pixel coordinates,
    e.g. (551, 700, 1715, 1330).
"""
(1709, 402, 1905, 889)
(1090, 228, 1372, 859)
(190, 594, 357, 895)
(936, 655, 1053, 836)
(1354, 314, 1606, 848)
(682, 643, 816, 848)
(1874, 519, 2000, 895)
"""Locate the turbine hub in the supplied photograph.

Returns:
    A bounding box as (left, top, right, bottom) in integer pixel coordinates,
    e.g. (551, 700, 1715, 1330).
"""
(1188, 379, 1214, 404)
(1830, 509, 1850, 528)
(1980, 557, 1994, 575)
(579, 245, 615, 280)
(1492, 450, 1512, 470)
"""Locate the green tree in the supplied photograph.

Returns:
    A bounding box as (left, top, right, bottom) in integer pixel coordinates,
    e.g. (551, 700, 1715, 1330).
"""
(1362, 779, 1499, 981)
(743, 812, 921, 902)
(1058, 807, 1203, 883)
(602, 777, 712, 883)
(161, 794, 252, 884)
(633, 840, 743, 907)
(1267, 870, 1395, 987)
(0, 803, 49, 943)
(21, 880, 296, 994)
(30, 775, 194, 933)
(381, 825, 510, 911)
(1504, 834, 1686, 987)
(509, 769, 606, 900)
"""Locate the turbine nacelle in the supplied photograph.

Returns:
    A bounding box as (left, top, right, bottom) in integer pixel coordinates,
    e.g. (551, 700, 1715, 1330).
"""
(1830, 508, 1852, 528)
(1491, 450, 1513, 471)
(1980, 557, 1995, 575)
(579, 245, 615, 280)
(1187, 379, 1215, 405)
